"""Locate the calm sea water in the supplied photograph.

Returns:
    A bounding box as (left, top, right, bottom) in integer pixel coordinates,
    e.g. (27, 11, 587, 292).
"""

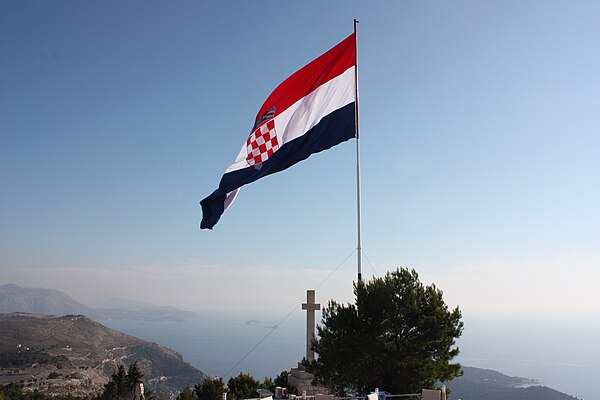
(455, 316, 599, 400)
(100, 313, 599, 400)
(101, 312, 306, 380)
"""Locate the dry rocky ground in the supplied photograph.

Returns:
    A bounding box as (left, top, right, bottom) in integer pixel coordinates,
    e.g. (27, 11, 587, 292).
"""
(0, 313, 205, 398)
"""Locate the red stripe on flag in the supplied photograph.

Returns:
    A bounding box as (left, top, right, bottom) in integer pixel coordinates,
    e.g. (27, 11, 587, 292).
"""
(254, 33, 355, 125)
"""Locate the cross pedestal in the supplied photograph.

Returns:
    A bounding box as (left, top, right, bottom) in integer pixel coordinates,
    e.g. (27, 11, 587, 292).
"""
(289, 289, 329, 396)
(302, 289, 320, 362)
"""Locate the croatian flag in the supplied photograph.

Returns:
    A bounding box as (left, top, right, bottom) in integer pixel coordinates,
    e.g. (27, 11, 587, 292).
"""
(200, 33, 356, 229)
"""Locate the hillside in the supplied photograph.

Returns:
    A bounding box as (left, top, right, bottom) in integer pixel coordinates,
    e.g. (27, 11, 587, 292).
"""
(447, 366, 579, 400)
(0, 284, 93, 316)
(0, 313, 205, 399)
(0, 284, 198, 322)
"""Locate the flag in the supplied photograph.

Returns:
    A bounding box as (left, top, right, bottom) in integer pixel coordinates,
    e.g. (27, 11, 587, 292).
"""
(200, 33, 356, 229)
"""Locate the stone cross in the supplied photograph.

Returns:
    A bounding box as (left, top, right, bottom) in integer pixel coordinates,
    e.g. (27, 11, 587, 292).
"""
(302, 289, 320, 362)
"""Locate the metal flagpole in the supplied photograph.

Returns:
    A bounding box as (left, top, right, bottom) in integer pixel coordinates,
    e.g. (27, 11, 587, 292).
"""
(354, 19, 362, 282)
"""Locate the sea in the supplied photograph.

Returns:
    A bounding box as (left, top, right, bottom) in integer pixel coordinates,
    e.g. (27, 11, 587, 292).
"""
(100, 313, 599, 400)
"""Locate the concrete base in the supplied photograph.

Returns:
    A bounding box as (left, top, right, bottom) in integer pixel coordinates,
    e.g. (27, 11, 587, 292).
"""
(287, 363, 329, 396)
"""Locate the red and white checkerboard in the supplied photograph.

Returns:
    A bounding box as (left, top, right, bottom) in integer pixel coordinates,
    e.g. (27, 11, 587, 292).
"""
(246, 120, 279, 167)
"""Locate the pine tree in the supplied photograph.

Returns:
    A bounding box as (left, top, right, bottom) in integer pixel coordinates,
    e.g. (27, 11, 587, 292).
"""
(227, 373, 260, 400)
(126, 362, 144, 389)
(307, 268, 463, 396)
(195, 377, 227, 400)
(177, 387, 197, 400)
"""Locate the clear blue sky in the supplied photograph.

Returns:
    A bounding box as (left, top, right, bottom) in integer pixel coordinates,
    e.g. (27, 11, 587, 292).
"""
(1, 1, 599, 316)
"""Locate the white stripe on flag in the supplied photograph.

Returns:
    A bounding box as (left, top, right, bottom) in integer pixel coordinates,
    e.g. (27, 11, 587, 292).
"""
(223, 188, 240, 213)
(225, 66, 355, 174)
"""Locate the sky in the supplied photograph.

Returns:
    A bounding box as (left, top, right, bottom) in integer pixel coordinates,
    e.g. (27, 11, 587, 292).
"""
(1, 1, 599, 320)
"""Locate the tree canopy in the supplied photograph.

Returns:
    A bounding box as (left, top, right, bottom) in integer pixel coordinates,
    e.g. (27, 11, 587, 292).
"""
(94, 362, 150, 400)
(195, 377, 227, 400)
(273, 370, 295, 394)
(0, 382, 88, 400)
(190, 373, 280, 400)
(226, 373, 260, 400)
(306, 268, 463, 396)
(126, 362, 144, 388)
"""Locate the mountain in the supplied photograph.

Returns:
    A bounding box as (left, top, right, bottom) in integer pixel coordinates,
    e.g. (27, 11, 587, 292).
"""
(0, 313, 205, 399)
(0, 284, 93, 316)
(0, 284, 198, 322)
(88, 297, 199, 322)
(446, 366, 579, 400)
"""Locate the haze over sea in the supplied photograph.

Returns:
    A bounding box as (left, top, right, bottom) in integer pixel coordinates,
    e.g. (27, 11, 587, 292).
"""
(100, 312, 599, 400)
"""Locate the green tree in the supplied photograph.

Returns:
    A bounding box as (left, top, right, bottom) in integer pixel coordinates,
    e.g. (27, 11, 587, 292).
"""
(0, 384, 22, 400)
(273, 371, 289, 389)
(98, 379, 118, 400)
(96, 363, 146, 400)
(113, 364, 128, 396)
(194, 378, 227, 400)
(126, 362, 144, 389)
(143, 388, 158, 400)
(177, 387, 197, 400)
(307, 268, 463, 396)
(261, 377, 274, 393)
(227, 373, 260, 400)
(272, 371, 296, 395)
(0, 382, 89, 400)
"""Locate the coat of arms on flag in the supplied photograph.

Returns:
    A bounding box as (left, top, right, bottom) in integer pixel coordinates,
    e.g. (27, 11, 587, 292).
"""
(246, 107, 278, 169)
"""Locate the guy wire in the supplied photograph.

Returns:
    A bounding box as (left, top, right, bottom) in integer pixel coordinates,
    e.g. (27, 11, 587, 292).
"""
(223, 248, 357, 378)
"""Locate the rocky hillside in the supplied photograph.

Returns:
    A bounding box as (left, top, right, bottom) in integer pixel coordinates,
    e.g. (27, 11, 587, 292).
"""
(0, 284, 92, 316)
(0, 313, 205, 399)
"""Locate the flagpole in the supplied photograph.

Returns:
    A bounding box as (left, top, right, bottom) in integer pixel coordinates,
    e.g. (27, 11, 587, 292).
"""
(354, 19, 362, 282)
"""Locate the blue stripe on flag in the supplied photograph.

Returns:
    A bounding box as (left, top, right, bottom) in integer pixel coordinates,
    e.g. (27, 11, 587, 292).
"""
(200, 102, 356, 229)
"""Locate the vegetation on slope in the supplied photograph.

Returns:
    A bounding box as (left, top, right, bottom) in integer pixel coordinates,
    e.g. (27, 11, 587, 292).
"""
(0, 313, 204, 399)
(446, 367, 578, 400)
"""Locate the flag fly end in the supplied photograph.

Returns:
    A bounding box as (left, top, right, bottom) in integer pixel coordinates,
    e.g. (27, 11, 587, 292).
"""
(200, 33, 357, 230)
